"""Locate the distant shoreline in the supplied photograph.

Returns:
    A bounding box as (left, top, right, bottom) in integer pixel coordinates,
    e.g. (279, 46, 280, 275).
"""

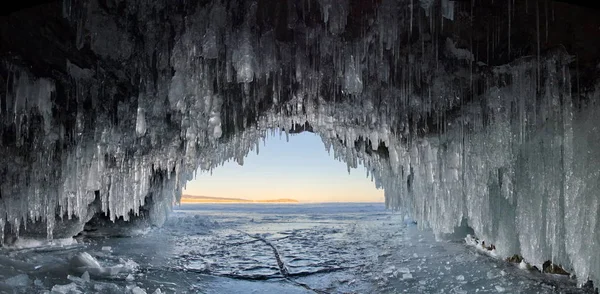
(178, 200, 385, 205)
(180, 199, 300, 204)
(180, 195, 299, 204)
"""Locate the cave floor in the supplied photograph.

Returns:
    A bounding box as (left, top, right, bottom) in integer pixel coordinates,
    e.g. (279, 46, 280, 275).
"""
(0, 203, 591, 293)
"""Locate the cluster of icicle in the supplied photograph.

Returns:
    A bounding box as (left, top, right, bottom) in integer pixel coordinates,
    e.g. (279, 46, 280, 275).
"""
(1, 0, 599, 286)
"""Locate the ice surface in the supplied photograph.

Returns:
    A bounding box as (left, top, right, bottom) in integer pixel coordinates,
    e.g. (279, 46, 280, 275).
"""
(129, 286, 146, 294)
(70, 252, 101, 269)
(10, 238, 77, 249)
(4, 274, 31, 287)
(1, 0, 600, 287)
(67, 252, 135, 278)
(51, 282, 81, 294)
(0, 203, 590, 293)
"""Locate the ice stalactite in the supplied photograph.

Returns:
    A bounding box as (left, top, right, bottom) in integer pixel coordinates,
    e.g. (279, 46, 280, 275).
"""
(1, 0, 600, 287)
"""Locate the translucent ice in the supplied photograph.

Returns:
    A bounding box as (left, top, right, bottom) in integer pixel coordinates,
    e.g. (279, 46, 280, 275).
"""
(4, 274, 31, 288)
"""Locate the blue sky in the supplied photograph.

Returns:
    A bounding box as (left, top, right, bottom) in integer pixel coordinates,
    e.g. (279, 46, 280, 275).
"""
(183, 132, 384, 202)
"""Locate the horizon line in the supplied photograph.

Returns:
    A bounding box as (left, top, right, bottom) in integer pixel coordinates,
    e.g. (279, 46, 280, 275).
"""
(180, 194, 384, 203)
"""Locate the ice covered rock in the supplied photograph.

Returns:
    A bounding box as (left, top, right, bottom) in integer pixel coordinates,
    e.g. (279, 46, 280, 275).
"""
(542, 261, 570, 275)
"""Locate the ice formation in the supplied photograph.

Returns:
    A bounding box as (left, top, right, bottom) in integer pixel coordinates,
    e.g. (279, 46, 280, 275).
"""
(1, 0, 600, 287)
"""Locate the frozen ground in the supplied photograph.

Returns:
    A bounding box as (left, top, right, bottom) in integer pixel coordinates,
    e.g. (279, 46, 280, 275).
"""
(0, 203, 592, 293)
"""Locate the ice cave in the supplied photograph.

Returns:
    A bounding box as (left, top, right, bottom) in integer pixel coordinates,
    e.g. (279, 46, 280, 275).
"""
(1, 0, 600, 291)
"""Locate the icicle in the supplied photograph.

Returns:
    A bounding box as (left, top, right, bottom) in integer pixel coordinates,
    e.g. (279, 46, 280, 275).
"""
(0, 218, 4, 245)
(441, 0, 454, 21)
(13, 218, 20, 239)
(545, 0, 549, 42)
(410, 0, 414, 34)
(508, 0, 511, 57)
(62, 0, 72, 19)
(536, 0, 541, 91)
(136, 107, 147, 137)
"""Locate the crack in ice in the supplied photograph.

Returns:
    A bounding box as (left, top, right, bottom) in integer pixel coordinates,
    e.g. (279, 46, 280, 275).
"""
(234, 229, 328, 294)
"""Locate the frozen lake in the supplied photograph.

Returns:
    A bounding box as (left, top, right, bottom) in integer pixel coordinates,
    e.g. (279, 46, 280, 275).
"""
(0, 203, 591, 293)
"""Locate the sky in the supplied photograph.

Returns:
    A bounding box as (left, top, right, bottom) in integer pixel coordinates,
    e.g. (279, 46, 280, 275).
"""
(183, 132, 384, 203)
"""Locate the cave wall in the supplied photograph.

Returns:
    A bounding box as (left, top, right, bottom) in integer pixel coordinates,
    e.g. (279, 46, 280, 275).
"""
(1, 0, 600, 285)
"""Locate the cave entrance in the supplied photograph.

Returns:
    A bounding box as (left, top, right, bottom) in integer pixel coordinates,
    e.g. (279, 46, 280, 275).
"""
(162, 131, 392, 291)
(182, 131, 384, 204)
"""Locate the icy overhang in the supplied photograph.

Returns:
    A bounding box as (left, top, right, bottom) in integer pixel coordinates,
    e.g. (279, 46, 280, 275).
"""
(1, 0, 600, 287)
